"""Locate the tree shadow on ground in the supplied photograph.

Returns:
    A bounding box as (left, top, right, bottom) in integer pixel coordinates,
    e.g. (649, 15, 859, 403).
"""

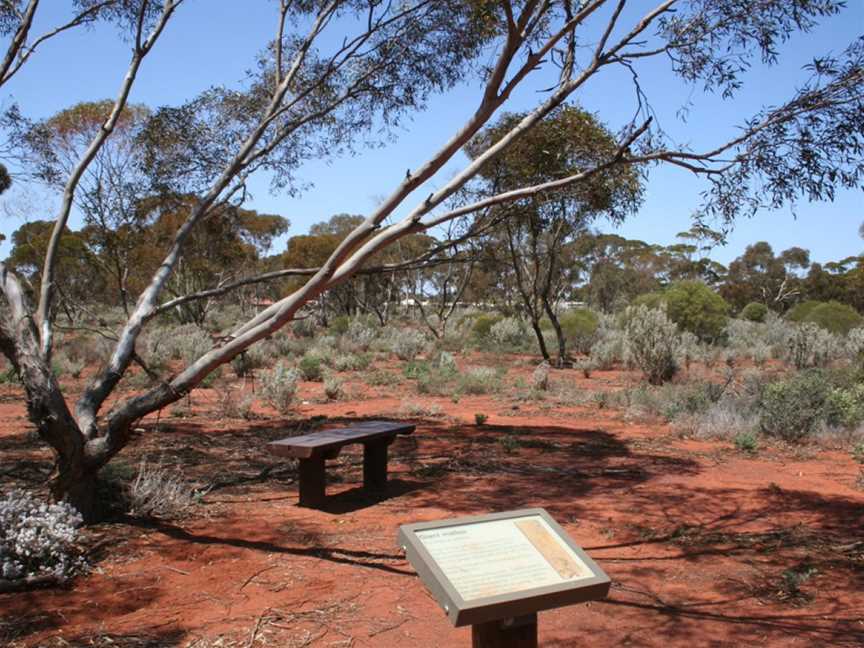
(124, 517, 414, 576)
(396, 422, 701, 518)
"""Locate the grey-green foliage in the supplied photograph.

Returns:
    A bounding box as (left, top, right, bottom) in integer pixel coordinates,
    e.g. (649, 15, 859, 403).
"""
(589, 313, 627, 369)
(785, 323, 841, 369)
(390, 328, 428, 361)
(489, 316, 530, 351)
(343, 318, 378, 352)
(458, 366, 504, 394)
(260, 362, 301, 414)
(623, 305, 679, 384)
(323, 374, 344, 400)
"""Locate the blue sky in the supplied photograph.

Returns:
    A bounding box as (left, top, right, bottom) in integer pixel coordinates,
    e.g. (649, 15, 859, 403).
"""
(1, 1, 862, 266)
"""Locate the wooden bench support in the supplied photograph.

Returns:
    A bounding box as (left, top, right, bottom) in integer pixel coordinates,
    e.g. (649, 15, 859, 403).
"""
(298, 456, 326, 508)
(268, 421, 415, 509)
(363, 439, 390, 491)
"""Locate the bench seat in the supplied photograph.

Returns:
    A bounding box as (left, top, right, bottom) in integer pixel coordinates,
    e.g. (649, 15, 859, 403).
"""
(268, 420, 415, 508)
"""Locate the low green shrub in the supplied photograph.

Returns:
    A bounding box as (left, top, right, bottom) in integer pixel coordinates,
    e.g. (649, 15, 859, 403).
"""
(759, 370, 829, 442)
(298, 354, 324, 381)
(740, 302, 769, 323)
(558, 308, 599, 354)
(471, 313, 504, 340)
(788, 300, 863, 335)
(824, 385, 864, 429)
(734, 431, 759, 454)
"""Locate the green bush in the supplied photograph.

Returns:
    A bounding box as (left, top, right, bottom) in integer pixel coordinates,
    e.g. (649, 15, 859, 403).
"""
(788, 300, 863, 335)
(740, 302, 769, 323)
(759, 371, 829, 442)
(298, 354, 324, 381)
(632, 282, 728, 341)
(559, 309, 599, 353)
(824, 385, 864, 429)
(664, 281, 729, 341)
(329, 315, 351, 335)
(471, 313, 504, 339)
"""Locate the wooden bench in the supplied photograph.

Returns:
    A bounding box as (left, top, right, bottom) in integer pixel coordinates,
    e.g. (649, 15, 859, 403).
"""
(268, 420, 416, 508)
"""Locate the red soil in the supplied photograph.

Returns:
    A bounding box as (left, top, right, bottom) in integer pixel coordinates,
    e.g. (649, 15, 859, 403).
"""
(1, 362, 862, 647)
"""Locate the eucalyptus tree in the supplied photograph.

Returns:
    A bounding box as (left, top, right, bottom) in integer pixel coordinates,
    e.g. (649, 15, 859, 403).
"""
(465, 105, 642, 365)
(1, 0, 862, 519)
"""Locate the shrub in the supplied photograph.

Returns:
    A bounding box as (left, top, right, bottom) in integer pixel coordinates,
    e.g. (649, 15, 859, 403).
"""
(531, 361, 551, 391)
(53, 352, 85, 379)
(759, 370, 829, 442)
(734, 431, 759, 454)
(292, 316, 317, 338)
(558, 309, 599, 354)
(786, 323, 840, 369)
(329, 315, 351, 335)
(128, 457, 200, 519)
(788, 300, 863, 335)
(846, 327, 864, 360)
(824, 385, 864, 429)
(471, 313, 504, 340)
(215, 386, 254, 420)
(332, 353, 371, 372)
(685, 399, 759, 440)
(623, 305, 679, 385)
(589, 315, 627, 369)
(458, 366, 504, 394)
(169, 324, 212, 364)
(344, 318, 378, 351)
(0, 490, 85, 583)
(391, 329, 427, 361)
(434, 350, 458, 374)
(740, 302, 769, 323)
(663, 281, 729, 341)
(298, 354, 325, 381)
(489, 316, 528, 350)
(230, 347, 267, 378)
(364, 369, 399, 386)
(323, 374, 344, 400)
(260, 362, 301, 414)
(475, 413, 488, 425)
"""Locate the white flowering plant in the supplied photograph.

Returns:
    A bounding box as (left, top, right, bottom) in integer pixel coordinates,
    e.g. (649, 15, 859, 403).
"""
(0, 490, 86, 583)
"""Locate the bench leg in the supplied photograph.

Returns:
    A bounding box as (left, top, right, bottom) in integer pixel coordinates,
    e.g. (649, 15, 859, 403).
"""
(363, 440, 389, 491)
(298, 456, 326, 508)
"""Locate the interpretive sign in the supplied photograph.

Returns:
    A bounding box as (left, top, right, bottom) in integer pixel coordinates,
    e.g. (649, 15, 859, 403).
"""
(398, 509, 610, 628)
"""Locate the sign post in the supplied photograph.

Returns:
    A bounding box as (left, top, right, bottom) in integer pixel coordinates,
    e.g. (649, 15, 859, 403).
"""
(398, 509, 610, 647)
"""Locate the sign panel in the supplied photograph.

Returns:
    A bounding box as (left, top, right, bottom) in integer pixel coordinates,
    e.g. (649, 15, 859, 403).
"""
(398, 509, 610, 627)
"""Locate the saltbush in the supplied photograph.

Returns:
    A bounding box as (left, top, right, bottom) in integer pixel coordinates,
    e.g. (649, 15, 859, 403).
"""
(489, 317, 528, 351)
(458, 366, 503, 394)
(759, 370, 829, 441)
(623, 305, 679, 385)
(292, 316, 317, 338)
(785, 323, 840, 369)
(391, 329, 427, 361)
(323, 374, 344, 400)
(260, 362, 301, 414)
(0, 490, 85, 583)
(589, 314, 627, 370)
(740, 302, 769, 323)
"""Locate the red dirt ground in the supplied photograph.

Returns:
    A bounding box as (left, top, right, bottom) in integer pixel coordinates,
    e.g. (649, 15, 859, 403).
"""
(1, 360, 863, 647)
